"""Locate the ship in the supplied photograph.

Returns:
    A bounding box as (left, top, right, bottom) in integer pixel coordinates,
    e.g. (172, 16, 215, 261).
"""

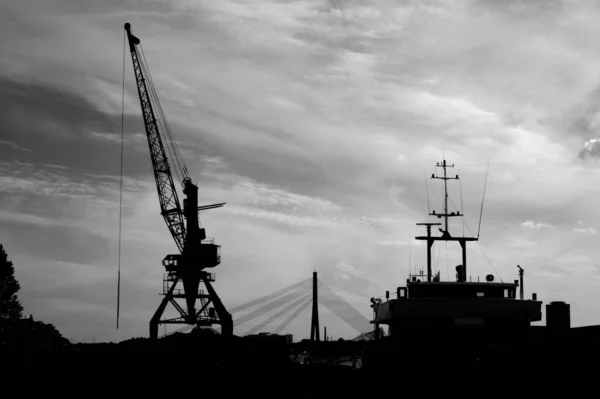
(364, 158, 544, 372)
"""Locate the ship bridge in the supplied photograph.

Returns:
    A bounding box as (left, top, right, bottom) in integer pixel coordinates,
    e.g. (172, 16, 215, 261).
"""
(405, 281, 519, 299)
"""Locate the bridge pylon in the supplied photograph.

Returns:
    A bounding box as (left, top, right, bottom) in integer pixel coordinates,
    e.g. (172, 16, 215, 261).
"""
(310, 271, 320, 342)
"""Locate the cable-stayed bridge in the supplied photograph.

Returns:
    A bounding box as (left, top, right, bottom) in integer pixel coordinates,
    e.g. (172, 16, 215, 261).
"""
(231, 272, 372, 339)
(163, 272, 375, 340)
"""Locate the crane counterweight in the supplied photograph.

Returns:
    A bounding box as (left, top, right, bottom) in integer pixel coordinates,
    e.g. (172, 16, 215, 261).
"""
(124, 22, 233, 339)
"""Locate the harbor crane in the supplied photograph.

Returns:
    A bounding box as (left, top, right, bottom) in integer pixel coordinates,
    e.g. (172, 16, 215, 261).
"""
(124, 23, 233, 339)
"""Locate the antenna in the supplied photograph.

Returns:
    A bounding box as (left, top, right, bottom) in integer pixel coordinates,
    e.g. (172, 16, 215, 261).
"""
(409, 240, 412, 275)
(431, 158, 460, 234)
(416, 158, 479, 283)
(477, 157, 491, 239)
(424, 171, 431, 214)
(459, 171, 465, 237)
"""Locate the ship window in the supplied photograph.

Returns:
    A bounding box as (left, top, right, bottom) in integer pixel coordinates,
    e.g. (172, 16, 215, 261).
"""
(477, 292, 484, 297)
(504, 289, 508, 298)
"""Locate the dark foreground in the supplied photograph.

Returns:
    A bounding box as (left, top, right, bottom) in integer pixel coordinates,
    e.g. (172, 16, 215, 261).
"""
(3, 324, 600, 395)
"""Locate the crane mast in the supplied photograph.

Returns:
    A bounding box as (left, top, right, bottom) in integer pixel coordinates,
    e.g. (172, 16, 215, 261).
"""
(124, 23, 233, 339)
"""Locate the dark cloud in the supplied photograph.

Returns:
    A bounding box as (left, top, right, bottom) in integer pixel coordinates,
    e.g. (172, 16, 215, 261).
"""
(3, 0, 175, 15)
(578, 139, 600, 159)
(213, 144, 355, 199)
(0, 160, 146, 225)
(0, 77, 155, 179)
(0, 222, 110, 265)
(0, 76, 111, 138)
(562, 83, 600, 141)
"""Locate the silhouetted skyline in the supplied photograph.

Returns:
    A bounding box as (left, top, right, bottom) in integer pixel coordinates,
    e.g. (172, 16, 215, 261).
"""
(1, 0, 600, 342)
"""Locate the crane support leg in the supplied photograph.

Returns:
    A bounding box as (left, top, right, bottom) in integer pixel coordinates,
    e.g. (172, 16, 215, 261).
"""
(150, 281, 178, 339)
(203, 275, 233, 336)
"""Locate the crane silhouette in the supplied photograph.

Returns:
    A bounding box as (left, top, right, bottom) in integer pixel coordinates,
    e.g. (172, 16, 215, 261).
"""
(124, 23, 232, 339)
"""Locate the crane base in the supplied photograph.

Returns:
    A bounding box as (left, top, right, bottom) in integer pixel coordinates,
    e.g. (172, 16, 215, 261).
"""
(150, 269, 232, 339)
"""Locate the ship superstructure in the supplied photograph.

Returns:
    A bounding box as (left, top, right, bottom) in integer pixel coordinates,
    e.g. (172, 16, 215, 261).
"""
(370, 159, 542, 346)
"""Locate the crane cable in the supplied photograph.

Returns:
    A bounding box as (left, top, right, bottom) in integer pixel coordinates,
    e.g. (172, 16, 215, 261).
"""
(117, 30, 126, 329)
(138, 44, 189, 182)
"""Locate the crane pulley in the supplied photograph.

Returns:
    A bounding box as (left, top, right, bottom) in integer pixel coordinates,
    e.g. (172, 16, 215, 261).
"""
(124, 22, 233, 339)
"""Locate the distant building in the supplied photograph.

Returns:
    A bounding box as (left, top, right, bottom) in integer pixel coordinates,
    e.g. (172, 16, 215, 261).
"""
(243, 332, 290, 363)
(245, 332, 292, 345)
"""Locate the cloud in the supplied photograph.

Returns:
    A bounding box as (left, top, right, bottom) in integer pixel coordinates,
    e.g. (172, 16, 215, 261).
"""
(578, 138, 600, 160)
(223, 204, 340, 229)
(90, 131, 146, 146)
(378, 240, 408, 246)
(521, 221, 552, 229)
(574, 227, 598, 235)
(0, 139, 33, 153)
(230, 180, 342, 212)
(378, 239, 424, 247)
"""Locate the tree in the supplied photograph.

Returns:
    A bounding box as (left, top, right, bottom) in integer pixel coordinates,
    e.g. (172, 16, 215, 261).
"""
(0, 243, 23, 320)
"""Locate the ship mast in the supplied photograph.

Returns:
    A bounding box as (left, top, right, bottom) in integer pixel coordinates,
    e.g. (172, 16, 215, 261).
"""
(415, 159, 478, 283)
(433, 159, 459, 235)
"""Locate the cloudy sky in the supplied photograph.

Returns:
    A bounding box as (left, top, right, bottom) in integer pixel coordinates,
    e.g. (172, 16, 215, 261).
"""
(2, 0, 600, 342)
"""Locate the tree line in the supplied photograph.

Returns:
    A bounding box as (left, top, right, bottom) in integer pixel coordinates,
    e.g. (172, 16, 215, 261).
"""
(0, 242, 70, 352)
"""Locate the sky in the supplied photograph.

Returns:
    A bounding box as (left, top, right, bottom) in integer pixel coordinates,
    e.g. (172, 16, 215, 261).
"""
(2, 0, 600, 343)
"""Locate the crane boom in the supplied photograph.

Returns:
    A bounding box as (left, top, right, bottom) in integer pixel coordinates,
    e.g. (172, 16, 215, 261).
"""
(125, 23, 186, 253)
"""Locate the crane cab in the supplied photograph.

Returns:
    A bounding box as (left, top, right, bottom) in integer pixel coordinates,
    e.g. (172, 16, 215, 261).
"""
(199, 238, 221, 268)
(162, 241, 221, 272)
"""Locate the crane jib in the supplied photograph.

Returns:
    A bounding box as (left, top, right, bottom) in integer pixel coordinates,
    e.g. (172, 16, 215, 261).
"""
(124, 22, 186, 253)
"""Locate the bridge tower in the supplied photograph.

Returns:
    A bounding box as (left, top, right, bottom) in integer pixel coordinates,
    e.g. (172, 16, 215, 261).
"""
(310, 271, 320, 341)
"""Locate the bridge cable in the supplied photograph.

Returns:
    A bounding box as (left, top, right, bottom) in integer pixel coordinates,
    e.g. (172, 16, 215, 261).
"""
(317, 280, 371, 333)
(233, 284, 311, 326)
(244, 293, 312, 336)
(272, 297, 312, 335)
(229, 277, 311, 314)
